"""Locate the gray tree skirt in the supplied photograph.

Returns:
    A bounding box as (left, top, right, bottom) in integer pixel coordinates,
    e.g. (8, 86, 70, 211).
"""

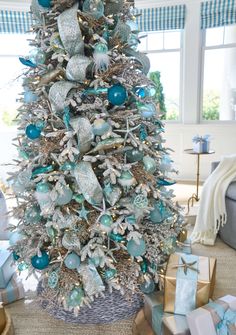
(37, 282, 144, 324)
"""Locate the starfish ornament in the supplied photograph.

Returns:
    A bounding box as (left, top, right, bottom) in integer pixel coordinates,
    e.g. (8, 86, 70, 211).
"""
(172, 257, 200, 275)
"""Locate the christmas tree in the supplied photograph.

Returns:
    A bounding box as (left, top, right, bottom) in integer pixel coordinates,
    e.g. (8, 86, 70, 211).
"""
(8, 0, 184, 318)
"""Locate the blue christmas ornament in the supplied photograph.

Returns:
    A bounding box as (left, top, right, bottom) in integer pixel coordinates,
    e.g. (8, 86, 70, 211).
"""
(48, 270, 59, 289)
(9, 231, 23, 246)
(100, 214, 113, 233)
(13, 252, 20, 261)
(32, 165, 54, 177)
(140, 259, 148, 273)
(60, 161, 76, 171)
(38, 0, 51, 8)
(139, 103, 157, 118)
(24, 91, 38, 104)
(150, 201, 165, 224)
(126, 20, 138, 32)
(157, 178, 176, 187)
(109, 232, 126, 242)
(83, 0, 104, 19)
(24, 205, 41, 225)
(67, 287, 84, 307)
(104, 268, 117, 280)
(140, 279, 155, 294)
(94, 42, 108, 54)
(36, 182, 51, 193)
(73, 194, 85, 203)
(146, 86, 157, 97)
(127, 33, 139, 50)
(56, 186, 73, 206)
(163, 236, 177, 254)
(35, 120, 45, 130)
(143, 156, 157, 174)
(18, 262, 29, 271)
(108, 84, 128, 106)
(29, 48, 46, 66)
(134, 87, 146, 99)
(126, 149, 144, 163)
(93, 119, 110, 136)
(127, 238, 146, 257)
(64, 252, 81, 270)
(139, 124, 148, 141)
(31, 250, 50, 270)
(25, 124, 41, 140)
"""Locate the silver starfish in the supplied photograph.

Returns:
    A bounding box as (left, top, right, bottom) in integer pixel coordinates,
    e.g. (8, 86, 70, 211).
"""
(115, 118, 141, 146)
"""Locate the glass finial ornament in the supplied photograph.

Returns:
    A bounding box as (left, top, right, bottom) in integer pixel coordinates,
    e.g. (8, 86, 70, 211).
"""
(25, 124, 41, 140)
(38, 0, 51, 7)
(82, 0, 104, 19)
(93, 119, 110, 136)
(139, 103, 157, 118)
(127, 238, 146, 257)
(31, 250, 50, 270)
(108, 84, 128, 106)
(29, 48, 46, 66)
(64, 252, 81, 270)
(67, 287, 84, 307)
(99, 214, 113, 233)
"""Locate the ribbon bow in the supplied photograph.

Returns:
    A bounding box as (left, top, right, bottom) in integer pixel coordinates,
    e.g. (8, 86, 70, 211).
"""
(192, 134, 210, 144)
(172, 256, 200, 275)
(208, 302, 236, 335)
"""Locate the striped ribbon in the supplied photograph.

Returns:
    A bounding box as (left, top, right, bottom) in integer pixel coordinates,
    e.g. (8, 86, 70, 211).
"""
(201, 0, 236, 29)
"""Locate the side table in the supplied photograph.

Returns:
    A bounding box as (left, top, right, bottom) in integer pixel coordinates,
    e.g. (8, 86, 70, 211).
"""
(184, 149, 215, 213)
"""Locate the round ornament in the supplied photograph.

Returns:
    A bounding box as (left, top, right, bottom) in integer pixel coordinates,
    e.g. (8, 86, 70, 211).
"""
(108, 84, 128, 106)
(29, 48, 46, 66)
(38, 0, 51, 7)
(24, 91, 38, 104)
(134, 87, 146, 99)
(56, 185, 73, 206)
(127, 238, 146, 257)
(139, 103, 157, 118)
(24, 205, 41, 225)
(64, 252, 81, 270)
(9, 231, 23, 246)
(36, 182, 51, 193)
(117, 171, 136, 188)
(60, 161, 76, 171)
(146, 86, 156, 97)
(104, 268, 117, 280)
(82, 0, 104, 19)
(140, 279, 155, 294)
(93, 119, 110, 136)
(126, 149, 144, 163)
(143, 156, 157, 174)
(67, 287, 84, 307)
(25, 124, 41, 140)
(73, 194, 85, 204)
(100, 214, 113, 233)
(94, 42, 108, 54)
(31, 250, 50, 270)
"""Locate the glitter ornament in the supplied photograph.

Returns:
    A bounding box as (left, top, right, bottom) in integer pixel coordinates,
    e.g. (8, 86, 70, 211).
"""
(126, 149, 144, 163)
(18, 262, 28, 271)
(29, 48, 46, 65)
(117, 171, 136, 188)
(25, 124, 41, 140)
(64, 252, 81, 270)
(127, 238, 146, 257)
(93, 42, 109, 72)
(83, 0, 104, 19)
(48, 270, 59, 289)
(108, 84, 127, 106)
(31, 250, 50, 270)
(150, 201, 165, 224)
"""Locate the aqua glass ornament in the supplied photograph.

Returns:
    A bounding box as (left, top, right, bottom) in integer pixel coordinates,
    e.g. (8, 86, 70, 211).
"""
(134, 87, 146, 99)
(140, 279, 155, 294)
(31, 250, 50, 270)
(67, 287, 84, 307)
(127, 238, 146, 257)
(29, 48, 46, 66)
(139, 124, 148, 141)
(89, 256, 103, 267)
(9, 231, 23, 246)
(13, 251, 20, 261)
(105, 268, 117, 280)
(100, 214, 113, 233)
(73, 194, 85, 204)
(108, 84, 128, 106)
(94, 42, 108, 54)
(60, 161, 76, 171)
(38, 0, 51, 7)
(117, 171, 136, 188)
(83, 0, 104, 19)
(93, 119, 110, 136)
(64, 252, 81, 270)
(109, 232, 126, 242)
(56, 186, 73, 206)
(24, 91, 38, 103)
(25, 124, 41, 140)
(48, 270, 59, 289)
(36, 182, 51, 193)
(24, 205, 41, 225)
(126, 149, 144, 163)
(143, 156, 157, 174)
(18, 262, 29, 271)
(139, 103, 157, 118)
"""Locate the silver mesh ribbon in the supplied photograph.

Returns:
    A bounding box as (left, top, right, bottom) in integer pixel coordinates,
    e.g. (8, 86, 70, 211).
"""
(74, 162, 103, 205)
(48, 81, 76, 113)
(71, 117, 94, 154)
(66, 55, 91, 82)
(57, 4, 84, 56)
(78, 263, 105, 297)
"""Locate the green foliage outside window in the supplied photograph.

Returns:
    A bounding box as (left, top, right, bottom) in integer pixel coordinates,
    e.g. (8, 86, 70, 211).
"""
(202, 90, 220, 120)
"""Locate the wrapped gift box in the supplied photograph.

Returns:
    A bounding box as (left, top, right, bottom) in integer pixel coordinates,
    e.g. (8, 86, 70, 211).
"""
(0, 275, 25, 305)
(164, 253, 216, 315)
(192, 135, 210, 153)
(0, 242, 15, 289)
(187, 295, 236, 335)
(144, 291, 190, 335)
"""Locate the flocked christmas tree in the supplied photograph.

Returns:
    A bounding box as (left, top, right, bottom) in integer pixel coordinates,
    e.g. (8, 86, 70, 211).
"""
(8, 0, 184, 318)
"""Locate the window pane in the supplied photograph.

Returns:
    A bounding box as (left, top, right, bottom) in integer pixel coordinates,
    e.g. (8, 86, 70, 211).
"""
(148, 52, 180, 120)
(205, 27, 224, 47)
(164, 30, 181, 49)
(0, 34, 33, 56)
(224, 25, 236, 45)
(147, 32, 164, 51)
(202, 47, 236, 120)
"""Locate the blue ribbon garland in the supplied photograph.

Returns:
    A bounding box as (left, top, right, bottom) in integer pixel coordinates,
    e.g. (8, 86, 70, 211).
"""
(207, 301, 236, 335)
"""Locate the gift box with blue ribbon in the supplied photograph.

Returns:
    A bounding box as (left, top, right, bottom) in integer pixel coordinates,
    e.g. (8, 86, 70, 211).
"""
(144, 291, 190, 335)
(192, 135, 210, 153)
(187, 295, 236, 335)
(0, 274, 25, 305)
(164, 253, 216, 316)
(0, 242, 15, 289)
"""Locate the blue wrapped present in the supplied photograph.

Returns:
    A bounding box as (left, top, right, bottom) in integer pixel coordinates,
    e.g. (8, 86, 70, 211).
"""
(192, 135, 210, 153)
(0, 274, 25, 305)
(0, 241, 15, 289)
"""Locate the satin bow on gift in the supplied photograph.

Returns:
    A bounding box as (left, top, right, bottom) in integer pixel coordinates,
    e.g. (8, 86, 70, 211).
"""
(208, 301, 236, 335)
(192, 135, 210, 143)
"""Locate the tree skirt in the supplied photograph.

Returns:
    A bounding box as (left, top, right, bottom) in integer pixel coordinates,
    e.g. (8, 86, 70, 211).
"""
(37, 282, 143, 324)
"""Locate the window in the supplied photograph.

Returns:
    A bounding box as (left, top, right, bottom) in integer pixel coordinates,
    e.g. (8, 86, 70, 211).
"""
(139, 30, 182, 121)
(201, 25, 236, 121)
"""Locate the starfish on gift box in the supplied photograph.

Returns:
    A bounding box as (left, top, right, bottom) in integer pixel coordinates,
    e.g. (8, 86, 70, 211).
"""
(173, 257, 200, 275)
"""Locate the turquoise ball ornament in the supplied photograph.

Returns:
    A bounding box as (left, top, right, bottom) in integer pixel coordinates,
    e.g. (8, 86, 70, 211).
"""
(108, 84, 128, 106)
(67, 287, 84, 307)
(29, 48, 46, 66)
(105, 268, 117, 280)
(140, 279, 155, 294)
(25, 124, 41, 140)
(146, 86, 156, 97)
(94, 42, 108, 54)
(31, 250, 50, 270)
(24, 205, 41, 225)
(64, 252, 81, 270)
(73, 194, 85, 204)
(83, 0, 104, 19)
(100, 214, 113, 233)
(56, 186, 73, 206)
(126, 149, 144, 163)
(134, 87, 146, 99)
(38, 0, 51, 7)
(9, 231, 23, 246)
(93, 119, 110, 136)
(36, 182, 51, 193)
(127, 238, 146, 257)
(139, 103, 157, 118)
(140, 259, 148, 273)
(118, 170, 136, 188)
(13, 252, 20, 261)
(143, 156, 157, 174)
(24, 91, 38, 103)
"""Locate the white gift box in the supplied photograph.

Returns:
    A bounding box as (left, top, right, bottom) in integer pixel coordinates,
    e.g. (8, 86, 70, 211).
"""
(187, 295, 236, 335)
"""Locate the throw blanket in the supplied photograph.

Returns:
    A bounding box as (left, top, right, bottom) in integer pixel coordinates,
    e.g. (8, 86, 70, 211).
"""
(190, 154, 236, 245)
